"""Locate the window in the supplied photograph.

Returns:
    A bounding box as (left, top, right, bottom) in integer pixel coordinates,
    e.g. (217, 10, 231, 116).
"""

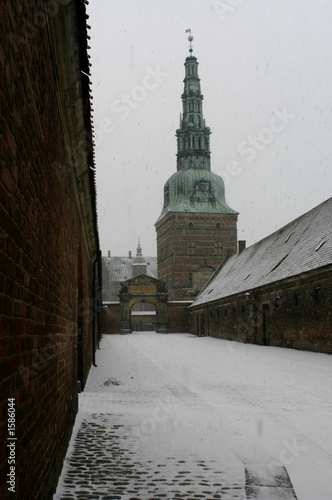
(188, 272, 192, 287)
(242, 304, 246, 315)
(190, 179, 215, 204)
(164, 184, 169, 207)
(188, 222, 193, 229)
(217, 309, 220, 318)
(294, 292, 300, 306)
(314, 287, 321, 303)
(216, 223, 221, 229)
(214, 242, 223, 256)
(210, 310, 213, 318)
(187, 241, 195, 255)
(224, 308, 228, 318)
(232, 307, 236, 316)
(274, 297, 280, 309)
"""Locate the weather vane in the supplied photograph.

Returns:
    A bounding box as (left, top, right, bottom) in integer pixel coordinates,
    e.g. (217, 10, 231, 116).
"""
(185, 28, 194, 54)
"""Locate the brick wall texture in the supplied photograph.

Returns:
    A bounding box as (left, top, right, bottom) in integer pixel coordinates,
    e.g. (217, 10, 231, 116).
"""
(0, 1, 99, 498)
(156, 212, 238, 301)
(189, 269, 332, 353)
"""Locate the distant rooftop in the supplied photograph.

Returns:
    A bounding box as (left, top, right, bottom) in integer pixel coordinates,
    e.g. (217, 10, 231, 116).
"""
(191, 197, 332, 307)
(102, 256, 157, 281)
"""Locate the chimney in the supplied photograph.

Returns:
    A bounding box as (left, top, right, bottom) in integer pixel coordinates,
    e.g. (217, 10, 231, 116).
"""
(108, 250, 111, 258)
(129, 250, 132, 259)
(238, 240, 246, 254)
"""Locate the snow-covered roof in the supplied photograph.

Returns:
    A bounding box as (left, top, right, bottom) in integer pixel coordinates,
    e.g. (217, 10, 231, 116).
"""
(102, 256, 157, 281)
(190, 197, 332, 307)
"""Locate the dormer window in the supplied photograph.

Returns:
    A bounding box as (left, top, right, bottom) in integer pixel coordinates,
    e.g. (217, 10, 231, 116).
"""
(164, 184, 170, 207)
(190, 180, 215, 204)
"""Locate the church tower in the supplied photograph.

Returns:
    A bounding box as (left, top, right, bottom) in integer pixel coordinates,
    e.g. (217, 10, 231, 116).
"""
(132, 239, 147, 277)
(155, 32, 238, 301)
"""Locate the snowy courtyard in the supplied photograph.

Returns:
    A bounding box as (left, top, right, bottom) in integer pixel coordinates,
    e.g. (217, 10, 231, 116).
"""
(54, 332, 332, 500)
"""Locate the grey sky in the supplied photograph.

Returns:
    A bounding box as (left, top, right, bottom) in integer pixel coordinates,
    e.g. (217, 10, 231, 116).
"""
(87, 0, 332, 257)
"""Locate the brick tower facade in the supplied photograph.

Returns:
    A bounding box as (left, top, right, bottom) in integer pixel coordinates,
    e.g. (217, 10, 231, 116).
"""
(155, 33, 238, 301)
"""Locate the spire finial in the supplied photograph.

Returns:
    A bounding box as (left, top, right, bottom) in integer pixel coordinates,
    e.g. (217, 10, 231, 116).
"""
(185, 28, 193, 54)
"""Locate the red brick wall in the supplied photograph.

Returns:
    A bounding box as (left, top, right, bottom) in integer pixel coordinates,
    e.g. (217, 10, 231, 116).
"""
(0, 1, 98, 498)
(189, 269, 332, 353)
(101, 304, 121, 334)
(156, 212, 238, 300)
(167, 302, 191, 333)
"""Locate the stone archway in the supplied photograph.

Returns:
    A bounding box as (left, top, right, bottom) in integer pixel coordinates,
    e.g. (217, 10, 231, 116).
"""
(118, 275, 168, 334)
(131, 302, 156, 331)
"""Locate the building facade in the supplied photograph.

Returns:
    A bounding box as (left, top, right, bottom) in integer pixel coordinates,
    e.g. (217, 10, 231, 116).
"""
(102, 241, 157, 302)
(155, 42, 238, 302)
(188, 198, 332, 353)
(0, 1, 100, 498)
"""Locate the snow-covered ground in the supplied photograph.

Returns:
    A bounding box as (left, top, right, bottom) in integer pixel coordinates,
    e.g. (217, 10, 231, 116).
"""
(55, 332, 332, 499)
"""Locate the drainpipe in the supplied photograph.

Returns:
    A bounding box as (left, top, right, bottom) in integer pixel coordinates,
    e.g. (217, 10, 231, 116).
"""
(97, 250, 102, 346)
(92, 252, 100, 367)
(253, 294, 258, 344)
(206, 303, 210, 337)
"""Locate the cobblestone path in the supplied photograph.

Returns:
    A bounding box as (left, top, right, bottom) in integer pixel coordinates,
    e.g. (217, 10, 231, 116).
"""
(55, 411, 246, 499)
(54, 334, 299, 499)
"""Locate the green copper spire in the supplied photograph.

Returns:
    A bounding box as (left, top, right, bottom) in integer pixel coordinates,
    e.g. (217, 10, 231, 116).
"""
(156, 34, 238, 223)
(176, 30, 211, 171)
(134, 238, 145, 264)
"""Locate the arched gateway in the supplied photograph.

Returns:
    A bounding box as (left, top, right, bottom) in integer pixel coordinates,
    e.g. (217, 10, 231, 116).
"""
(118, 275, 168, 334)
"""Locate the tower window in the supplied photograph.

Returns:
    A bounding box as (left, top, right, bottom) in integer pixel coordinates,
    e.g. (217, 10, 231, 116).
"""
(214, 242, 223, 256)
(187, 241, 195, 255)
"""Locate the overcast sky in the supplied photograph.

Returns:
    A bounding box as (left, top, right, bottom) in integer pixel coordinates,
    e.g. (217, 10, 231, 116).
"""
(87, 0, 332, 258)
